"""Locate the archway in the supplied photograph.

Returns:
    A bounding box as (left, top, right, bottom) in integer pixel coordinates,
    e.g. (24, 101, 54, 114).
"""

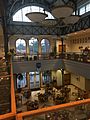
(41, 39, 50, 53)
(16, 39, 26, 54)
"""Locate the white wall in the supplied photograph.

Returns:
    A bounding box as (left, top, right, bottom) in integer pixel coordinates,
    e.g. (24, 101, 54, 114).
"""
(52, 71, 56, 79)
(71, 73, 85, 90)
(85, 79, 90, 91)
(9, 39, 16, 50)
(65, 29, 90, 52)
(52, 70, 62, 86)
(13, 59, 64, 73)
(56, 70, 62, 86)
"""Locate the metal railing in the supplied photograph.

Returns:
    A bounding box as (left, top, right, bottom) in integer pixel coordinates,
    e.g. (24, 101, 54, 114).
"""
(12, 52, 90, 63)
(0, 56, 90, 120)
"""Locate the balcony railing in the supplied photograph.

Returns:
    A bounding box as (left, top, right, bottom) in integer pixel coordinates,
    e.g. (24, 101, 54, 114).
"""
(12, 52, 90, 63)
(0, 57, 90, 120)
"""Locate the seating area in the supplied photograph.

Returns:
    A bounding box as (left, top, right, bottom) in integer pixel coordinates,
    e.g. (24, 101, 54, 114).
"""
(21, 84, 90, 120)
(15, 83, 90, 115)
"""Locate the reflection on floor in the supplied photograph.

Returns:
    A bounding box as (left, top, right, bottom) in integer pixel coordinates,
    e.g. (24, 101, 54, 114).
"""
(16, 85, 90, 120)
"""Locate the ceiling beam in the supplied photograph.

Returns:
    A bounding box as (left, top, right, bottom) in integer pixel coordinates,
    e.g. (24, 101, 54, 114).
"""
(7, 14, 90, 36)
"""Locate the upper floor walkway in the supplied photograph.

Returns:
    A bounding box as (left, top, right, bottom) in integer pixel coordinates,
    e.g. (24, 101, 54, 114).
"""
(13, 52, 90, 63)
(12, 52, 90, 79)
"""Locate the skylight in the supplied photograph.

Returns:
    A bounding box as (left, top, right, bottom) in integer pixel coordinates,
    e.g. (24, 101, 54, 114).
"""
(13, 6, 54, 22)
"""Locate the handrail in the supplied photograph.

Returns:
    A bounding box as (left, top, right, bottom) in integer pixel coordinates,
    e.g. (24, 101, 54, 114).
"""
(17, 98, 90, 118)
(0, 113, 15, 120)
(70, 84, 86, 92)
(13, 52, 90, 63)
(10, 62, 16, 114)
(0, 55, 90, 119)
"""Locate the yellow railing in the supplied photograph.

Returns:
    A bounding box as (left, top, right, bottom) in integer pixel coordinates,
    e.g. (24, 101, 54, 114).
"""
(10, 62, 16, 114)
(0, 113, 15, 120)
(16, 98, 90, 120)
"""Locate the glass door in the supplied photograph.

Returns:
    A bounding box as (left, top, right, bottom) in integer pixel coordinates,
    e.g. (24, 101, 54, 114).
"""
(30, 72, 40, 89)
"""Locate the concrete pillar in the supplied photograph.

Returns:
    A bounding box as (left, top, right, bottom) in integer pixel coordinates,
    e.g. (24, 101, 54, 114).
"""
(40, 72, 43, 88)
(34, 73, 36, 88)
(85, 79, 90, 91)
(13, 74, 17, 90)
(26, 40, 29, 60)
(61, 69, 64, 86)
(38, 39, 42, 59)
(38, 40, 41, 54)
(26, 40, 30, 54)
(56, 70, 62, 87)
(61, 37, 64, 58)
(26, 72, 30, 89)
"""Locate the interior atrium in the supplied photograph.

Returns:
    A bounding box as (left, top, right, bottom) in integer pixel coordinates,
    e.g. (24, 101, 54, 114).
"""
(0, 0, 90, 120)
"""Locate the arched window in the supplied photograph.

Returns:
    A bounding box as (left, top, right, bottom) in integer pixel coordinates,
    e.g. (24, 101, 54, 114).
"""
(17, 73, 26, 88)
(29, 37, 38, 54)
(41, 39, 50, 53)
(16, 39, 26, 54)
(13, 6, 54, 22)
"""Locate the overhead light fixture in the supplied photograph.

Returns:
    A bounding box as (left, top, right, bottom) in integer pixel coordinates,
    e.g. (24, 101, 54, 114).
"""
(63, 15, 80, 24)
(25, 0, 80, 26)
(26, 12, 48, 22)
(51, 0, 80, 25)
(52, 6, 73, 19)
(41, 19, 57, 26)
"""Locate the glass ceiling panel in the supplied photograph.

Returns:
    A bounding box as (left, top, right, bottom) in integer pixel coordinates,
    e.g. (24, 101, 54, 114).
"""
(13, 6, 54, 22)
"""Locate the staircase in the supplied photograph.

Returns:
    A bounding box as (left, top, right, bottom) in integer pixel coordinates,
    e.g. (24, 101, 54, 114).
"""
(0, 59, 11, 114)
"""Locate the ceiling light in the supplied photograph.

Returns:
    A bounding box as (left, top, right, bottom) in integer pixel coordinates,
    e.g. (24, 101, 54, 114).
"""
(26, 12, 48, 22)
(63, 15, 80, 24)
(25, 2, 80, 26)
(41, 19, 57, 26)
(52, 6, 73, 19)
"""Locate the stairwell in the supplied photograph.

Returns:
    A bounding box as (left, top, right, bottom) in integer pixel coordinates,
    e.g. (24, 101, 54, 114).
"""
(0, 59, 11, 114)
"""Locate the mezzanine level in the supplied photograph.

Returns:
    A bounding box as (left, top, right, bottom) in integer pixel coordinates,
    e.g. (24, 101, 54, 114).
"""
(12, 52, 90, 79)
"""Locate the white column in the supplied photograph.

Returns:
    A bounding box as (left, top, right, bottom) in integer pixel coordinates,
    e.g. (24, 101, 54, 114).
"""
(38, 39, 41, 54)
(61, 69, 64, 86)
(13, 74, 17, 90)
(26, 40, 30, 61)
(26, 72, 30, 89)
(34, 73, 36, 88)
(26, 40, 30, 54)
(38, 39, 42, 59)
(40, 72, 43, 88)
(56, 70, 62, 86)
